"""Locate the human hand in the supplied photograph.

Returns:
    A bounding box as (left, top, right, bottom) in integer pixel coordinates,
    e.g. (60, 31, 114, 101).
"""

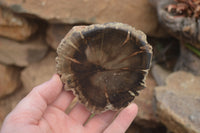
(0, 74, 138, 133)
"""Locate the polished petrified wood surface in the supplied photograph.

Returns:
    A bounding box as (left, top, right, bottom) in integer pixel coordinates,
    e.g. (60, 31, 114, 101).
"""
(56, 22, 152, 113)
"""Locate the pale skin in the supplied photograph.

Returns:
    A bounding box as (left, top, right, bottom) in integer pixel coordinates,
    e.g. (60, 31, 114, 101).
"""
(0, 74, 138, 133)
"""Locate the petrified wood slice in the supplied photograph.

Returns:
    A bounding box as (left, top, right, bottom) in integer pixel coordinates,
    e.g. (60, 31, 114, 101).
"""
(56, 22, 152, 113)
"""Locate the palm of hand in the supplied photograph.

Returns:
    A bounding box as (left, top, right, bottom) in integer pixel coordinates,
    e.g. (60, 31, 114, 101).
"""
(0, 75, 137, 133)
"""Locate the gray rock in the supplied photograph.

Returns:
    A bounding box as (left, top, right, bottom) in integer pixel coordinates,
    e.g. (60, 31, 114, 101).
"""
(0, 64, 21, 98)
(0, 87, 27, 128)
(21, 51, 56, 92)
(0, 6, 37, 41)
(155, 71, 200, 133)
(175, 44, 200, 76)
(152, 64, 171, 85)
(0, 36, 48, 67)
(0, 0, 166, 37)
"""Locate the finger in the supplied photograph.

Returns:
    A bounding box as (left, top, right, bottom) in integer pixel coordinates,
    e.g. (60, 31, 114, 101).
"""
(85, 110, 116, 133)
(9, 74, 63, 123)
(68, 103, 91, 124)
(104, 103, 138, 133)
(33, 74, 63, 104)
(51, 90, 75, 111)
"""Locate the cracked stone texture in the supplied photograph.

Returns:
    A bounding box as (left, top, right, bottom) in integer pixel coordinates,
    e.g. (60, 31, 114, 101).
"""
(0, 0, 165, 37)
(0, 35, 48, 67)
(0, 6, 37, 41)
(21, 51, 56, 92)
(134, 73, 160, 127)
(155, 71, 200, 133)
(0, 64, 21, 98)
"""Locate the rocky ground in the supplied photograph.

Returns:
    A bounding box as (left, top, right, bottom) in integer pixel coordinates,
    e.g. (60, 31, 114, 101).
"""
(0, 0, 200, 133)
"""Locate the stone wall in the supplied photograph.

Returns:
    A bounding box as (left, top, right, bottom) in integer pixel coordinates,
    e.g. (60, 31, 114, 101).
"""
(0, 0, 199, 133)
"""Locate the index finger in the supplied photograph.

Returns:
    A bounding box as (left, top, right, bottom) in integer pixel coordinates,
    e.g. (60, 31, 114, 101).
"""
(104, 103, 138, 133)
